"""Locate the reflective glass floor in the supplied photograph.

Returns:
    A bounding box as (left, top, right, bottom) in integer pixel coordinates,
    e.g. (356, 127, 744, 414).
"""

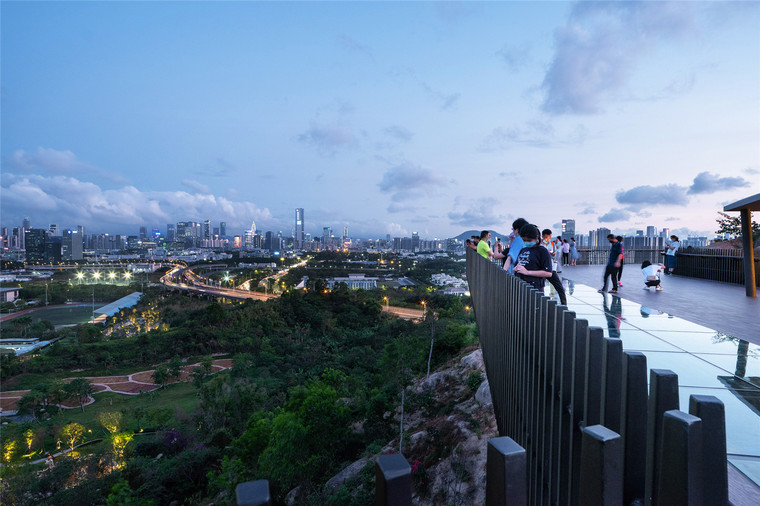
(545, 281, 760, 487)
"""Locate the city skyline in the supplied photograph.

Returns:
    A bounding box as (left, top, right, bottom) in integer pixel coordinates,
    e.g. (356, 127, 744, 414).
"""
(2, 2, 758, 238)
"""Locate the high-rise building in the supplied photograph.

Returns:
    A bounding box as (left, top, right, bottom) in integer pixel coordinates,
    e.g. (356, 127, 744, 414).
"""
(23, 217, 31, 230)
(25, 229, 47, 264)
(646, 226, 657, 237)
(177, 221, 200, 247)
(322, 227, 332, 247)
(294, 208, 305, 248)
(203, 219, 211, 240)
(660, 228, 671, 239)
(139, 226, 148, 240)
(48, 224, 59, 236)
(220, 221, 227, 237)
(45, 236, 62, 263)
(62, 230, 84, 261)
(167, 224, 177, 242)
(561, 219, 576, 239)
(412, 232, 420, 251)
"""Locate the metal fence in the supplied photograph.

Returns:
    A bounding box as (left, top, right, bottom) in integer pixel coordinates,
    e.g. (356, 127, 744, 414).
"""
(673, 247, 760, 286)
(465, 249, 728, 505)
(577, 246, 760, 286)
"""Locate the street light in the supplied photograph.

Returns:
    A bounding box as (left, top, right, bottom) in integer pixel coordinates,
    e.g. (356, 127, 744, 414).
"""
(108, 272, 117, 283)
(383, 296, 389, 311)
(76, 272, 84, 285)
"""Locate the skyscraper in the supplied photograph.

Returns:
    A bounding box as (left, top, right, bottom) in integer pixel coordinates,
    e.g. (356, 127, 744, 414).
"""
(203, 220, 211, 240)
(167, 224, 177, 242)
(25, 229, 47, 264)
(62, 230, 83, 260)
(561, 219, 576, 239)
(646, 226, 657, 237)
(295, 208, 304, 248)
(220, 221, 227, 237)
(48, 224, 59, 236)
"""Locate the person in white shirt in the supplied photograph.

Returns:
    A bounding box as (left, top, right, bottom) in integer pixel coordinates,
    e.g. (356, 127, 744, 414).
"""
(641, 260, 664, 291)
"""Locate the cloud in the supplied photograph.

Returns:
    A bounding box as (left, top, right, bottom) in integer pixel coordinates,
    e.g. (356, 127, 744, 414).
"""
(378, 162, 447, 210)
(579, 207, 596, 215)
(337, 34, 374, 61)
(687, 171, 750, 194)
(0, 173, 272, 234)
(744, 167, 759, 175)
(481, 121, 587, 151)
(384, 125, 413, 143)
(7, 147, 129, 184)
(541, 2, 695, 114)
(497, 43, 531, 70)
(598, 208, 631, 223)
(182, 179, 211, 194)
(298, 122, 359, 156)
(448, 198, 510, 228)
(615, 184, 689, 207)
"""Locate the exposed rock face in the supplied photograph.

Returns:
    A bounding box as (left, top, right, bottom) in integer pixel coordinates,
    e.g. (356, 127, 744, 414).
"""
(322, 345, 498, 505)
(323, 456, 370, 495)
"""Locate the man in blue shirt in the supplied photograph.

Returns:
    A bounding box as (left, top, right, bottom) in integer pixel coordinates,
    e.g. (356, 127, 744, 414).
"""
(503, 218, 529, 274)
(599, 234, 623, 293)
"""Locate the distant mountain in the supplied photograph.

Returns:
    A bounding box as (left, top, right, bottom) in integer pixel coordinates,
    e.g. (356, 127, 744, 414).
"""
(453, 229, 510, 242)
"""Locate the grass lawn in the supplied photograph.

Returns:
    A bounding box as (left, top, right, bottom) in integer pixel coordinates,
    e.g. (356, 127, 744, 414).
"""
(0, 382, 201, 462)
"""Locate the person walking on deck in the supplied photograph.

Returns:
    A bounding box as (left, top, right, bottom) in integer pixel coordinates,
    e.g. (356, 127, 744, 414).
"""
(599, 234, 623, 294)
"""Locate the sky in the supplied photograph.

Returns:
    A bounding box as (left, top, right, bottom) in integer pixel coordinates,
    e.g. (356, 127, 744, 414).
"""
(2, 1, 759, 240)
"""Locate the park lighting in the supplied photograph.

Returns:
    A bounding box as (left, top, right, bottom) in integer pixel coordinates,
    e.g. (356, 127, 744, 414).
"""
(124, 272, 132, 281)
(93, 272, 102, 281)
(108, 272, 117, 282)
(76, 272, 85, 284)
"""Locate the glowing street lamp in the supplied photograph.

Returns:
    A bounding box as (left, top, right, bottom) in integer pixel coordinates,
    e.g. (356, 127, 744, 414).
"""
(124, 272, 132, 281)
(76, 272, 85, 285)
(383, 296, 389, 310)
(93, 272, 101, 282)
(108, 272, 117, 283)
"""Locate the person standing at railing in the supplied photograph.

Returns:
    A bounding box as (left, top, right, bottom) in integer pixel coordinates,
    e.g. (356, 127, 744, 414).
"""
(540, 229, 568, 305)
(513, 224, 554, 292)
(477, 230, 494, 260)
(599, 234, 623, 294)
(569, 237, 580, 266)
(664, 235, 680, 275)
(562, 239, 571, 265)
(503, 218, 529, 274)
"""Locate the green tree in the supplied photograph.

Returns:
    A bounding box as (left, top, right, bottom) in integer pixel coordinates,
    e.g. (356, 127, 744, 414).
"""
(151, 365, 170, 389)
(98, 411, 123, 434)
(715, 211, 760, 241)
(16, 390, 45, 421)
(167, 355, 184, 381)
(60, 422, 86, 454)
(65, 378, 95, 412)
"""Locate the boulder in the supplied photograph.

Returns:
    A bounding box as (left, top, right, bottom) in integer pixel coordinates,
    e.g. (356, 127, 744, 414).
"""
(460, 349, 484, 371)
(323, 456, 370, 495)
(475, 379, 492, 408)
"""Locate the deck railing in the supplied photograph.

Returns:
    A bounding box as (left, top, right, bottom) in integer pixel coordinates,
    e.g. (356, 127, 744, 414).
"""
(464, 249, 728, 505)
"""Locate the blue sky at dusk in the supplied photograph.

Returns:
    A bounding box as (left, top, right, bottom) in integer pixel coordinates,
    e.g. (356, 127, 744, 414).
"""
(2, 1, 758, 239)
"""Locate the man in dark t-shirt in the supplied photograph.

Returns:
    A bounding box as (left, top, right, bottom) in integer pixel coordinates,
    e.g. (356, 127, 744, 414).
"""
(513, 224, 553, 291)
(600, 234, 623, 293)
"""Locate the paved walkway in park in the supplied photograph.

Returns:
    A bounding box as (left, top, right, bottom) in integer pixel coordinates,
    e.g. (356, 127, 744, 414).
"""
(0, 359, 232, 413)
(558, 264, 760, 346)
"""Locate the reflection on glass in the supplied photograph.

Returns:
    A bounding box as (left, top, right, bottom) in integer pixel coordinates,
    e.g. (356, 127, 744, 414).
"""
(602, 294, 623, 338)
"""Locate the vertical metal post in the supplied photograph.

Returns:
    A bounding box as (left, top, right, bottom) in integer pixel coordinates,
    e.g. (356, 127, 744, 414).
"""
(583, 327, 605, 427)
(656, 410, 703, 505)
(644, 369, 680, 506)
(579, 425, 623, 506)
(235, 480, 271, 506)
(689, 395, 728, 506)
(570, 318, 590, 505)
(557, 311, 576, 505)
(601, 338, 623, 433)
(486, 437, 527, 506)
(622, 352, 647, 506)
(375, 453, 412, 506)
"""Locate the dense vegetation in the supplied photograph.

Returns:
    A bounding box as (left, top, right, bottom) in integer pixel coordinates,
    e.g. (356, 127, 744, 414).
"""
(1, 281, 476, 505)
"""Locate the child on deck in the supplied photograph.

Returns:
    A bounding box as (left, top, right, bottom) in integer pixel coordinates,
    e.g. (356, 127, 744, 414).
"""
(641, 260, 664, 291)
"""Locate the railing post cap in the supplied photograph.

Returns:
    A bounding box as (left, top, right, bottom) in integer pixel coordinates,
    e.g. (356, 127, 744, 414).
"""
(488, 436, 525, 456)
(582, 424, 621, 442)
(235, 479, 270, 506)
(663, 409, 701, 425)
(377, 453, 411, 479)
